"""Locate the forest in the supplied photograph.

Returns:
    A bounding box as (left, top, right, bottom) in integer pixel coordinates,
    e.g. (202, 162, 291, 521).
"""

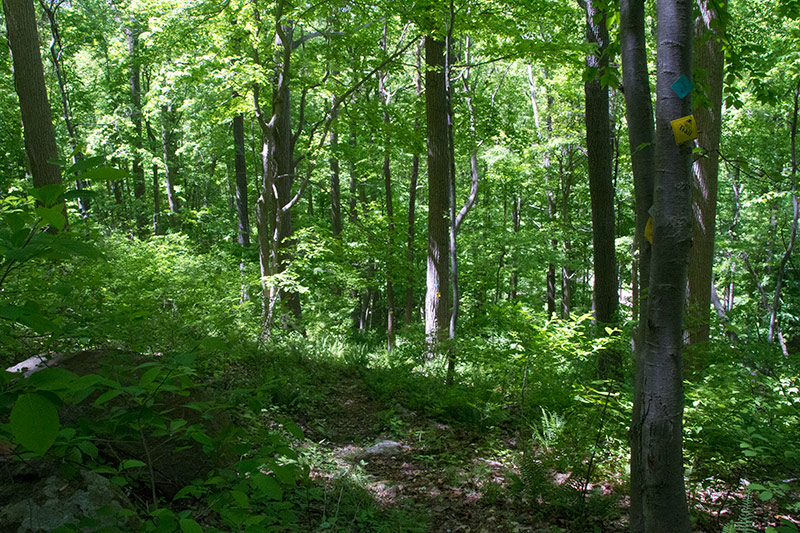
(1, 0, 799, 530)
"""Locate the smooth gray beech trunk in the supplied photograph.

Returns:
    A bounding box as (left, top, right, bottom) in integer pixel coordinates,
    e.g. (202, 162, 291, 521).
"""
(3, 0, 62, 193)
(630, 0, 694, 529)
(619, 0, 656, 529)
(584, 0, 620, 378)
(424, 36, 451, 345)
(687, 0, 725, 348)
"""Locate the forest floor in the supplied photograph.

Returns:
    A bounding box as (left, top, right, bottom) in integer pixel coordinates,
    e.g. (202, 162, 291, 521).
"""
(287, 366, 626, 532)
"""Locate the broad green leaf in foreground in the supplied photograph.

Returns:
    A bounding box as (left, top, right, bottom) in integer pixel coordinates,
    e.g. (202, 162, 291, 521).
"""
(9, 393, 60, 455)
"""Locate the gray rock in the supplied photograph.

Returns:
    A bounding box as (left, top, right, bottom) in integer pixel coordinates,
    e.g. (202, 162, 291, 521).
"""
(0, 469, 139, 532)
(361, 440, 403, 457)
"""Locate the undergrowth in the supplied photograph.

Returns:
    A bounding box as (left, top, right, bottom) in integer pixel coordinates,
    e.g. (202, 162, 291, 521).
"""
(1, 204, 798, 531)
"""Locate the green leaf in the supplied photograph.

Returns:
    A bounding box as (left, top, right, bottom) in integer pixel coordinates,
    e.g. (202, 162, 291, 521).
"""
(66, 155, 106, 174)
(200, 337, 227, 351)
(61, 189, 98, 202)
(282, 420, 304, 440)
(179, 518, 203, 533)
(9, 393, 60, 454)
(272, 463, 298, 484)
(80, 166, 128, 182)
(30, 184, 66, 207)
(27, 368, 78, 391)
(230, 489, 249, 507)
(139, 366, 162, 388)
(93, 389, 124, 407)
(759, 490, 774, 501)
(174, 484, 203, 500)
(0, 304, 56, 333)
(252, 473, 283, 500)
(35, 204, 67, 231)
(78, 440, 98, 459)
(119, 459, 147, 470)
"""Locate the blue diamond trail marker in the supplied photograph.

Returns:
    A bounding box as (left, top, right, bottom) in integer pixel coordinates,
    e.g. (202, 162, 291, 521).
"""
(671, 74, 694, 99)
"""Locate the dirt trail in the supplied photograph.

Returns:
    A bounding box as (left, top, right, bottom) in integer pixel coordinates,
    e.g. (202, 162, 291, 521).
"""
(304, 374, 545, 532)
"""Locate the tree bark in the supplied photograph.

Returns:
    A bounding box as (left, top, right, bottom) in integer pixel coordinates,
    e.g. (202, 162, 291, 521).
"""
(620, 0, 657, 526)
(124, 19, 147, 232)
(255, 3, 302, 330)
(233, 113, 250, 248)
(152, 165, 161, 234)
(631, 0, 694, 529)
(584, 0, 620, 378)
(3, 0, 63, 198)
(379, 33, 395, 351)
(161, 104, 180, 214)
(559, 147, 575, 319)
(329, 103, 343, 238)
(687, 0, 725, 347)
(424, 36, 451, 346)
(41, 0, 88, 217)
(767, 78, 799, 354)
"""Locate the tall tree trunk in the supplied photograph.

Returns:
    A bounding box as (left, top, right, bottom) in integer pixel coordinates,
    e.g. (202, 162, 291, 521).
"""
(767, 78, 799, 354)
(233, 113, 250, 248)
(124, 20, 146, 232)
(631, 0, 694, 529)
(536, 68, 557, 317)
(620, 0, 656, 525)
(447, 30, 480, 383)
(509, 193, 521, 300)
(405, 44, 424, 326)
(161, 104, 180, 214)
(424, 36, 451, 347)
(584, 0, 620, 378)
(405, 153, 419, 326)
(329, 103, 343, 238)
(379, 33, 395, 351)
(152, 165, 161, 234)
(3, 0, 63, 204)
(264, 12, 301, 329)
(560, 148, 574, 319)
(41, 0, 87, 217)
(687, 0, 725, 347)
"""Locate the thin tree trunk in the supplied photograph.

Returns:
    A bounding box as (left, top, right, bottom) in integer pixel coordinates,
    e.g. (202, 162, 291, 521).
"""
(767, 78, 799, 355)
(329, 103, 343, 238)
(447, 31, 480, 382)
(152, 165, 161, 234)
(620, 0, 657, 526)
(233, 113, 250, 247)
(510, 193, 521, 300)
(584, 0, 620, 378)
(41, 0, 87, 217)
(405, 153, 419, 326)
(161, 104, 180, 214)
(379, 30, 395, 351)
(560, 148, 574, 319)
(124, 20, 146, 232)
